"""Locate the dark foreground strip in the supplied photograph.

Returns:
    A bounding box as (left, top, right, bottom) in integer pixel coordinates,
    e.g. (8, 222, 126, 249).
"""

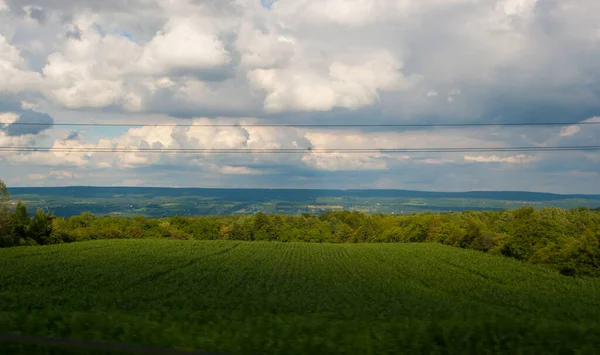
(0, 333, 221, 355)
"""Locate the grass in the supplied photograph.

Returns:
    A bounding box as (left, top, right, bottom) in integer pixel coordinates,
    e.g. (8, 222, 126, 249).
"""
(1, 240, 599, 354)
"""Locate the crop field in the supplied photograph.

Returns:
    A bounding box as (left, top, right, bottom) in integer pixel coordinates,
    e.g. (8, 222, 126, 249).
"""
(1, 240, 600, 354)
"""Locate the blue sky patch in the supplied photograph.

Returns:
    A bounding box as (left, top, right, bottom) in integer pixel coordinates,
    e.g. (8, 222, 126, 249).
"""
(121, 32, 134, 40)
(260, 0, 278, 9)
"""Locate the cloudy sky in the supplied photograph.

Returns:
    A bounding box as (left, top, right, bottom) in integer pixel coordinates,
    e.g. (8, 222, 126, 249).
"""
(0, 0, 599, 193)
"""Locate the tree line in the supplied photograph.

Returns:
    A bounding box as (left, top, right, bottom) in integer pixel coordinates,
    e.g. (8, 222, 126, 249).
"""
(1, 180, 55, 247)
(1, 181, 599, 277)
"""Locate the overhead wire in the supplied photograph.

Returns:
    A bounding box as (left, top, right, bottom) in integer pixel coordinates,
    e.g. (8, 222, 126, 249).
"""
(1, 121, 597, 155)
(1, 146, 599, 154)
(1, 121, 600, 128)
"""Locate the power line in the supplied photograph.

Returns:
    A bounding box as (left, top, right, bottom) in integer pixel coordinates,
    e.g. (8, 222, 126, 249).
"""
(1, 146, 600, 154)
(1, 121, 600, 128)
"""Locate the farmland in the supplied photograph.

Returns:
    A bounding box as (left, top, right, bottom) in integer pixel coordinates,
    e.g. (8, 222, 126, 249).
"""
(1, 240, 600, 354)
(8, 186, 600, 217)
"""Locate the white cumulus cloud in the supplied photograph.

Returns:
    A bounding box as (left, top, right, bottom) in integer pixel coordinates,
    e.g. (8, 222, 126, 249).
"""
(560, 125, 581, 137)
(138, 17, 231, 75)
(463, 154, 537, 164)
(0, 35, 43, 93)
(248, 51, 416, 112)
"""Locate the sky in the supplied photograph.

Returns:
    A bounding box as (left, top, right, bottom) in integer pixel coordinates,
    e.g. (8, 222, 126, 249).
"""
(0, 0, 599, 193)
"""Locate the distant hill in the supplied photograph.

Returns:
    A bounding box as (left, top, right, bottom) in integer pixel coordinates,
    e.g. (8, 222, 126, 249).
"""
(6, 186, 600, 217)
(8, 186, 600, 201)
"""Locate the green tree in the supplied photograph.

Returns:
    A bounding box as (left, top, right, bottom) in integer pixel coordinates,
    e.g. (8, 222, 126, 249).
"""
(268, 215, 286, 241)
(219, 224, 232, 240)
(0, 179, 9, 211)
(506, 207, 542, 260)
(403, 216, 430, 243)
(253, 212, 270, 241)
(335, 223, 354, 243)
(0, 179, 11, 246)
(438, 222, 467, 247)
(69, 212, 96, 229)
(231, 217, 254, 241)
(0, 213, 12, 247)
(460, 215, 486, 249)
(29, 209, 55, 245)
(380, 227, 403, 243)
(10, 201, 30, 241)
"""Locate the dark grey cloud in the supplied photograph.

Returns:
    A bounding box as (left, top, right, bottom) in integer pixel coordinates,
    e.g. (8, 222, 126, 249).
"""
(28, 6, 46, 23)
(533, 154, 600, 174)
(65, 131, 80, 140)
(65, 26, 82, 40)
(0, 97, 25, 113)
(482, 98, 600, 126)
(5, 110, 54, 136)
(147, 80, 262, 118)
(189, 0, 242, 15)
(5, 0, 156, 13)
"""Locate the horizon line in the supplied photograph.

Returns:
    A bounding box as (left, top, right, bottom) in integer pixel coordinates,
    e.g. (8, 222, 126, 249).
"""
(7, 186, 600, 196)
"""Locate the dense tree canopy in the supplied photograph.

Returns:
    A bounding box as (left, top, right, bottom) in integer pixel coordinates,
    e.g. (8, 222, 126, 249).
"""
(0, 179, 55, 247)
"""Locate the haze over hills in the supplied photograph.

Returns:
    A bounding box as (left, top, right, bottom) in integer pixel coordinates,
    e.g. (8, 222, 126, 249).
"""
(7, 186, 600, 217)
(8, 186, 600, 201)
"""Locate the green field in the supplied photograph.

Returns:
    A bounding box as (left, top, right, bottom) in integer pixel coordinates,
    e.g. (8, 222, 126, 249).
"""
(1, 240, 600, 354)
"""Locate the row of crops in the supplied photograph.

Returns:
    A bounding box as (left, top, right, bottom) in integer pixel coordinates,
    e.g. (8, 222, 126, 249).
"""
(1, 240, 599, 354)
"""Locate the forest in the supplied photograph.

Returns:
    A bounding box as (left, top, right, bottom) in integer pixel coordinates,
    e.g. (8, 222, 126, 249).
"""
(2, 183, 599, 277)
